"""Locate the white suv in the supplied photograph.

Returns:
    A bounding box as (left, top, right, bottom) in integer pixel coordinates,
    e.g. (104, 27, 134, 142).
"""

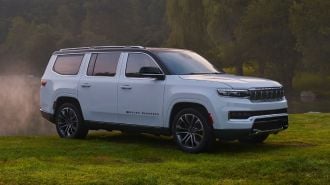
(40, 46, 288, 153)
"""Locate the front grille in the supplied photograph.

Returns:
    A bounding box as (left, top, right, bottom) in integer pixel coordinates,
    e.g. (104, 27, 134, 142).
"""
(249, 87, 284, 102)
(252, 116, 288, 131)
(229, 108, 287, 119)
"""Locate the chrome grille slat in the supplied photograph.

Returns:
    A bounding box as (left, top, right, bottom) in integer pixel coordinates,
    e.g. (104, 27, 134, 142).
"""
(249, 87, 284, 102)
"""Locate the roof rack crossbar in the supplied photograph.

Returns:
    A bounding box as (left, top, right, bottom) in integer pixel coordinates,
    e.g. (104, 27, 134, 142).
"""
(92, 46, 126, 49)
(128, 46, 144, 49)
(59, 47, 91, 51)
(92, 46, 144, 49)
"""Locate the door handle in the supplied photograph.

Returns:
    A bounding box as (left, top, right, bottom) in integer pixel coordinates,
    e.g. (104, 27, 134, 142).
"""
(81, 83, 91, 88)
(120, 85, 132, 90)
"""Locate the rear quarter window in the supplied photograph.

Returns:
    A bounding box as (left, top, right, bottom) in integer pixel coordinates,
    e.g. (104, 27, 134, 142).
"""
(53, 54, 84, 75)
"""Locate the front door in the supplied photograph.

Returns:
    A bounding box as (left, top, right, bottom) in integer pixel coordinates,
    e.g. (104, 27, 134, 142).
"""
(117, 52, 166, 127)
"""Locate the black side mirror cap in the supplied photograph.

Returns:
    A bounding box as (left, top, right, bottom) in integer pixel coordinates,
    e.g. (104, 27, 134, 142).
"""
(140, 73, 165, 80)
(139, 67, 165, 80)
(139, 67, 162, 74)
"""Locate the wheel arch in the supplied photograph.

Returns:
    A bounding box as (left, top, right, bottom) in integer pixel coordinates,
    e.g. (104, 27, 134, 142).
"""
(168, 101, 213, 134)
(54, 96, 84, 120)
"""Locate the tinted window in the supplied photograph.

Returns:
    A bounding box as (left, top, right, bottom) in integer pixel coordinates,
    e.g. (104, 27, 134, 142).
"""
(88, 52, 121, 76)
(126, 53, 161, 77)
(154, 50, 221, 75)
(53, 54, 84, 75)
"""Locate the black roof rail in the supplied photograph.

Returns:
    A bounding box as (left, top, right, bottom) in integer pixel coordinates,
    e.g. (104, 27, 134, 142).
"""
(59, 45, 145, 52)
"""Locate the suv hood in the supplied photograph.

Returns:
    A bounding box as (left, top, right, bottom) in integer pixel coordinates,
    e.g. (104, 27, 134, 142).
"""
(179, 74, 282, 89)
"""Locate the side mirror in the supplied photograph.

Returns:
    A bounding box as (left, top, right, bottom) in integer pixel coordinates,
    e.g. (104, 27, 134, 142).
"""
(139, 67, 165, 80)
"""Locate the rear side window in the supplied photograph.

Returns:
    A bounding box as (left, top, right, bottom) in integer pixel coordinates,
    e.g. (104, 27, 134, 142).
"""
(87, 52, 121, 76)
(53, 54, 84, 75)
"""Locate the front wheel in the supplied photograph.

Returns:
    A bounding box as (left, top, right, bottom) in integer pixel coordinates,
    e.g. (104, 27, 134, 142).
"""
(55, 103, 88, 139)
(172, 108, 214, 153)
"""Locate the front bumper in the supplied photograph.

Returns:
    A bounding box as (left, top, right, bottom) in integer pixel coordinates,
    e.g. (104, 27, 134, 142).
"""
(214, 115, 288, 140)
(211, 96, 288, 129)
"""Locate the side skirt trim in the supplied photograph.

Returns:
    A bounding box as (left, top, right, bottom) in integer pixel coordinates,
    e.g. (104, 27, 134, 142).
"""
(84, 120, 171, 136)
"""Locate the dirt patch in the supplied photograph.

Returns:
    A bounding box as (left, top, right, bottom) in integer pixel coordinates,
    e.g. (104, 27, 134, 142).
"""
(0, 75, 55, 136)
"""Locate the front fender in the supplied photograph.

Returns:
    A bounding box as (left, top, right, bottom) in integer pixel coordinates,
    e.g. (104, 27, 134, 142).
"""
(164, 93, 217, 128)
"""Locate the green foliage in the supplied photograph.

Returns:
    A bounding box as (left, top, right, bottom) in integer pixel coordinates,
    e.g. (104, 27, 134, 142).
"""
(2, 17, 35, 57)
(290, 0, 330, 73)
(0, 0, 166, 74)
(166, 0, 208, 53)
(81, 0, 166, 46)
(203, 0, 250, 75)
(0, 0, 329, 94)
(0, 114, 329, 184)
(237, 0, 300, 90)
(293, 72, 330, 97)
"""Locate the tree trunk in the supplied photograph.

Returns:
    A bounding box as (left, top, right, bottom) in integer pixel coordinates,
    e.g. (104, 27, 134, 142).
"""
(258, 62, 265, 76)
(283, 72, 294, 96)
(235, 64, 243, 76)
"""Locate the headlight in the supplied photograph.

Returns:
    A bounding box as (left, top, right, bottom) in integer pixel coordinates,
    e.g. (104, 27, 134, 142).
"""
(217, 89, 250, 98)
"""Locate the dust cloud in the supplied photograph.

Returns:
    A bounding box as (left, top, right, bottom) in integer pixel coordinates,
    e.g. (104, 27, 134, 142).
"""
(0, 75, 55, 136)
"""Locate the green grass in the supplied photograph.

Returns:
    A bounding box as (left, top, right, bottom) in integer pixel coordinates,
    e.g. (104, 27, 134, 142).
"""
(0, 114, 329, 185)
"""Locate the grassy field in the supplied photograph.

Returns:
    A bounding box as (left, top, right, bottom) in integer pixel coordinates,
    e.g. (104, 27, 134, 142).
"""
(0, 114, 329, 185)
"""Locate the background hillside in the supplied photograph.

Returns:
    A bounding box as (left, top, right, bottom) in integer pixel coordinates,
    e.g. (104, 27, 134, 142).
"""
(0, 0, 329, 136)
(0, 0, 329, 95)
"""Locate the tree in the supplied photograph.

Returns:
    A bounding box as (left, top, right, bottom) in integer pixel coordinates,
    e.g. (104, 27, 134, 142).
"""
(51, 1, 85, 48)
(166, 0, 209, 54)
(129, 0, 167, 46)
(204, 0, 250, 74)
(290, 0, 330, 73)
(82, 0, 153, 46)
(238, 0, 300, 91)
(1, 17, 34, 58)
(27, 24, 58, 75)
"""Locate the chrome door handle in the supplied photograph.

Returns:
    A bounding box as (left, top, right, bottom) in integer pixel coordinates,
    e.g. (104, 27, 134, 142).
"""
(120, 85, 132, 90)
(81, 83, 91, 88)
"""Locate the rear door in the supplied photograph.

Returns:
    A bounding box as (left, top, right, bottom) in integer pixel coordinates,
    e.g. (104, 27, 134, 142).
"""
(78, 51, 123, 123)
(117, 52, 166, 127)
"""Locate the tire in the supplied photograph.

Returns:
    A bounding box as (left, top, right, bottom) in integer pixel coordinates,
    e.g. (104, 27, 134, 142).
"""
(239, 134, 269, 144)
(55, 103, 88, 139)
(172, 108, 214, 153)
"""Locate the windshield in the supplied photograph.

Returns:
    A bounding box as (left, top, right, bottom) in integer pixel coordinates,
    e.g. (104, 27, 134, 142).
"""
(154, 50, 221, 75)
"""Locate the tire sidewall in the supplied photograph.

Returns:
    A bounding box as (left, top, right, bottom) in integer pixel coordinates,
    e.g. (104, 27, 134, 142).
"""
(55, 103, 87, 139)
(172, 108, 213, 153)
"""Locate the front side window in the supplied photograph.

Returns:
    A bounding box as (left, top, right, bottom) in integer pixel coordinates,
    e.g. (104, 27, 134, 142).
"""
(125, 53, 162, 77)
(87, 52, 121, 76)
(53, 54, 84, 75)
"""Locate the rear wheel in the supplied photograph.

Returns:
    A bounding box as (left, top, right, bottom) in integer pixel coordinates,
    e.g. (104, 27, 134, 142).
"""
(239, 134, 269, 144)
(172, 108, 214, 153)
(55, 103, 88, 139)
